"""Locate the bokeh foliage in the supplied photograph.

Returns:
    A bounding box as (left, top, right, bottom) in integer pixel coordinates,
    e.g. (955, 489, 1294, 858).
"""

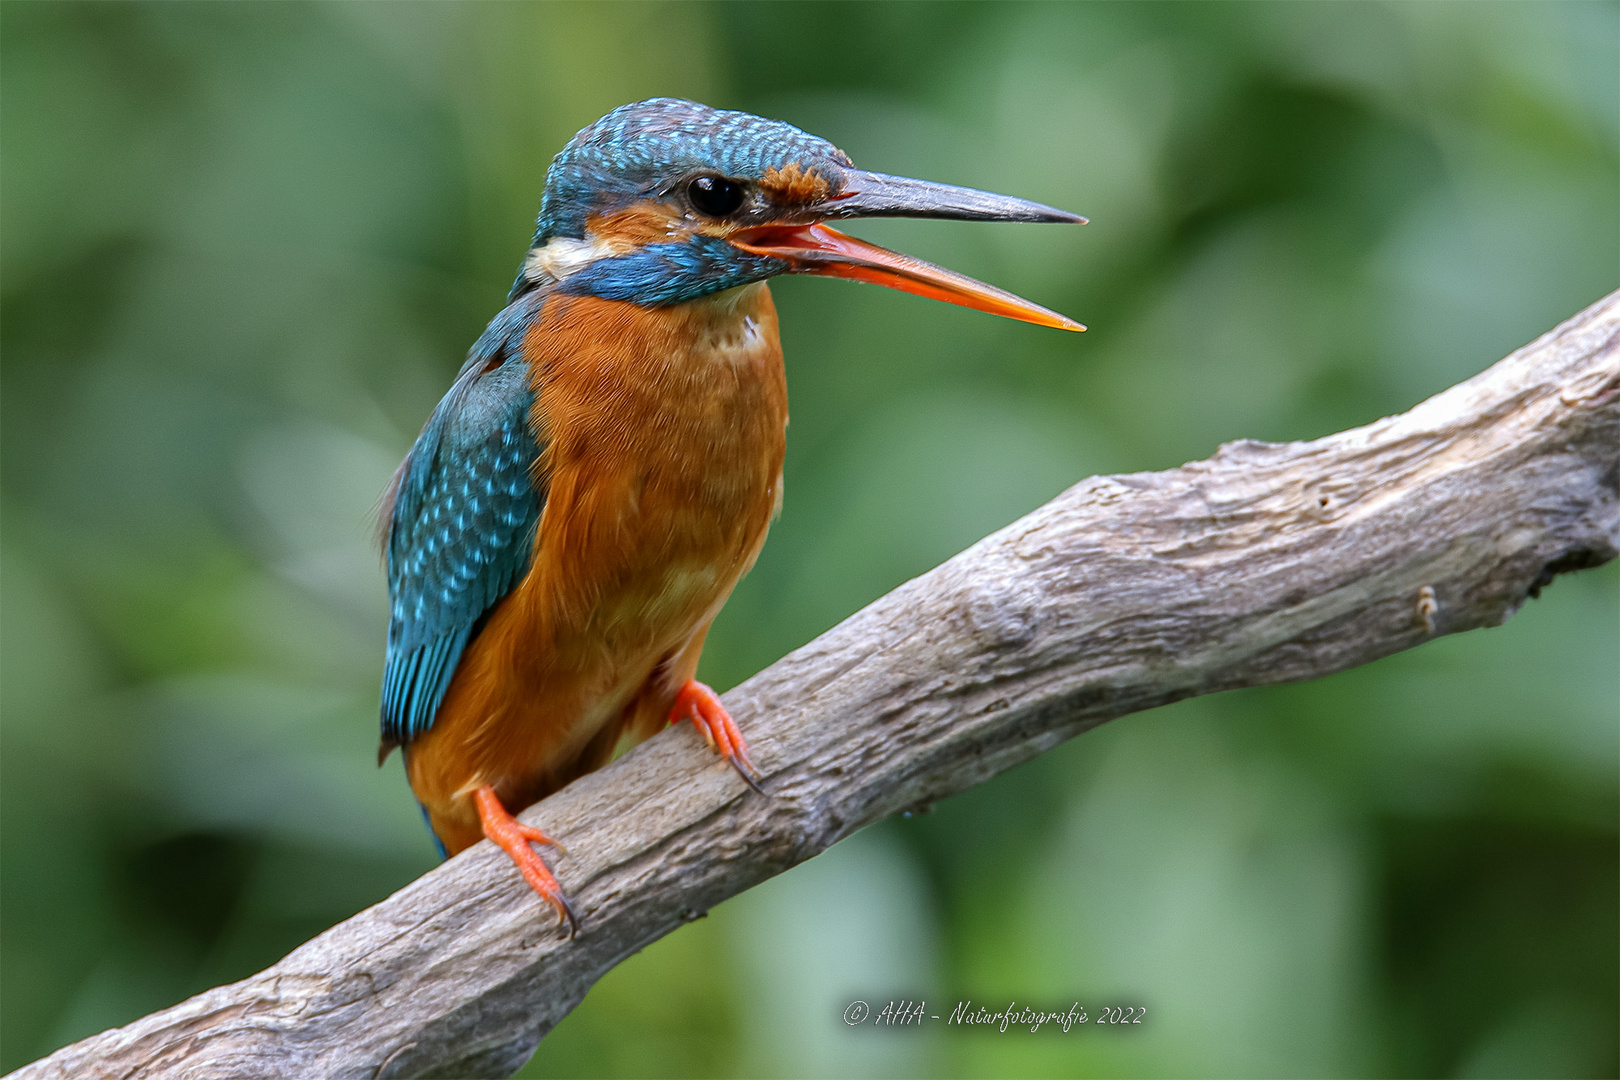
(2, 2, 1616, 1076)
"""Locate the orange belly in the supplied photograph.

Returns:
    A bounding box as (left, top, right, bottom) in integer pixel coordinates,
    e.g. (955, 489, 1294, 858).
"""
(406, 284, 787, 854)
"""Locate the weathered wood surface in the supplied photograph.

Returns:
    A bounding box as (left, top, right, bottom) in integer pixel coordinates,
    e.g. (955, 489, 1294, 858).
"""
(15, 291, 1619, 1080)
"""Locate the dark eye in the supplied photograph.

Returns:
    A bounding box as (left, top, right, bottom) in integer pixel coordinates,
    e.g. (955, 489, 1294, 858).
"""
(687, 174, 745, 217)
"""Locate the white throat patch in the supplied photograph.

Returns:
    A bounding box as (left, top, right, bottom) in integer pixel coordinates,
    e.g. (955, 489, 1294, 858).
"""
(523, 233, 638, 284)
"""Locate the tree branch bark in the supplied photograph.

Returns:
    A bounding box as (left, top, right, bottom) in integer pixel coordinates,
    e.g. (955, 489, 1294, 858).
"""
(15, 291, 1619, 1080)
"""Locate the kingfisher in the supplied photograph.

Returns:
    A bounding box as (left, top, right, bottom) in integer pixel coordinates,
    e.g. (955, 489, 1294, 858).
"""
(379, 98, 1084, 932)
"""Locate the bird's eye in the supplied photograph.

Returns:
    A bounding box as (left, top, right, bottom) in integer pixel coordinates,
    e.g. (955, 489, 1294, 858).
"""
(687, 175, 745, 217)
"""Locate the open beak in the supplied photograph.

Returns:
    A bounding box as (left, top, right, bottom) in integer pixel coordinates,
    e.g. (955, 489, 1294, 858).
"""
(729, 169, 1086, 332)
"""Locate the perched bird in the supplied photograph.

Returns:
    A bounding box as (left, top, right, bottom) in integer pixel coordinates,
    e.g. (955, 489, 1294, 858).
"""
(379, 98, 1084, 931)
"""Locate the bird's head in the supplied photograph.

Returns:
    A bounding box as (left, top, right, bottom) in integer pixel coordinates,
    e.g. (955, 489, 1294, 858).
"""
(516, 98, 1085, 330)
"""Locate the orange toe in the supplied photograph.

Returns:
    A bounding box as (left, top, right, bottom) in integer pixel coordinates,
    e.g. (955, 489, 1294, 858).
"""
(669, 680, 765, 793)
(474, 785, 578, 935)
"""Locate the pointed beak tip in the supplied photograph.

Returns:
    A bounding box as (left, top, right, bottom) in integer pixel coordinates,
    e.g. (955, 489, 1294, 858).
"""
(827, 170, 1087, 226)
(730, 222, 1088, 334)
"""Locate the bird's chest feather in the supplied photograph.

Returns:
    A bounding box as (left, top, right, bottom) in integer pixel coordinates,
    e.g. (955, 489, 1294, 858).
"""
(519, 283, 788, 655)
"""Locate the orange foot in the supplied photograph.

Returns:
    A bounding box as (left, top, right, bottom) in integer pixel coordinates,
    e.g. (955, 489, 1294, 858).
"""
(669, 680, 765, 793)
(474, 785, 578, 936)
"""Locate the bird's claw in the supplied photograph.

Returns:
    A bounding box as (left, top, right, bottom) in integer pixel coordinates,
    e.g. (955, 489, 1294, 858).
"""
(474, 785, 578, 937)
(515, 822, 568, 857)
(670, 680, 766, 794)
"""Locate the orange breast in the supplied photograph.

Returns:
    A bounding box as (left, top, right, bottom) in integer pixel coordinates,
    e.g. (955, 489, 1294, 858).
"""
(406, 283, 787, 852)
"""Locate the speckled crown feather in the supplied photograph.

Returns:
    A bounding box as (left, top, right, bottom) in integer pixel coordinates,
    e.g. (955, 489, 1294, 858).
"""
(532, 98, 853, 244)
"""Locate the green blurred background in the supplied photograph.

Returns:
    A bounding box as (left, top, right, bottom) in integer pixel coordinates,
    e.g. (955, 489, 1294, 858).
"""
(3, 2, 1616, 1076)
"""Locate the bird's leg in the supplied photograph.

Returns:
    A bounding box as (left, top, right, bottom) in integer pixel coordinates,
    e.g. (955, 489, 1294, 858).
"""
(473, 785, 578, 936)
(669, 680, 765, 793)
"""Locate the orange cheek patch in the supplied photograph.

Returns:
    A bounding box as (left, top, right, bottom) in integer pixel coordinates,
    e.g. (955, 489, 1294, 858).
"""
(588, 202, 684, 245)
(761, 162, 831, 205)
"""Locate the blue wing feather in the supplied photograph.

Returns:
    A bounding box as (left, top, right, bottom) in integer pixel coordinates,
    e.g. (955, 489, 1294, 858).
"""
(381, 294, 547, 747)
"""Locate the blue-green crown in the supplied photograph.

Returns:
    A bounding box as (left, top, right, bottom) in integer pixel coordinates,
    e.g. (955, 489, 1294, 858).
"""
(533, 97, 851, 245)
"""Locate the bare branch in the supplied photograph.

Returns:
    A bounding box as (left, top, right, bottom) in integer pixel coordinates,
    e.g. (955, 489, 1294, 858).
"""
(15, 291, 1618, 1080)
